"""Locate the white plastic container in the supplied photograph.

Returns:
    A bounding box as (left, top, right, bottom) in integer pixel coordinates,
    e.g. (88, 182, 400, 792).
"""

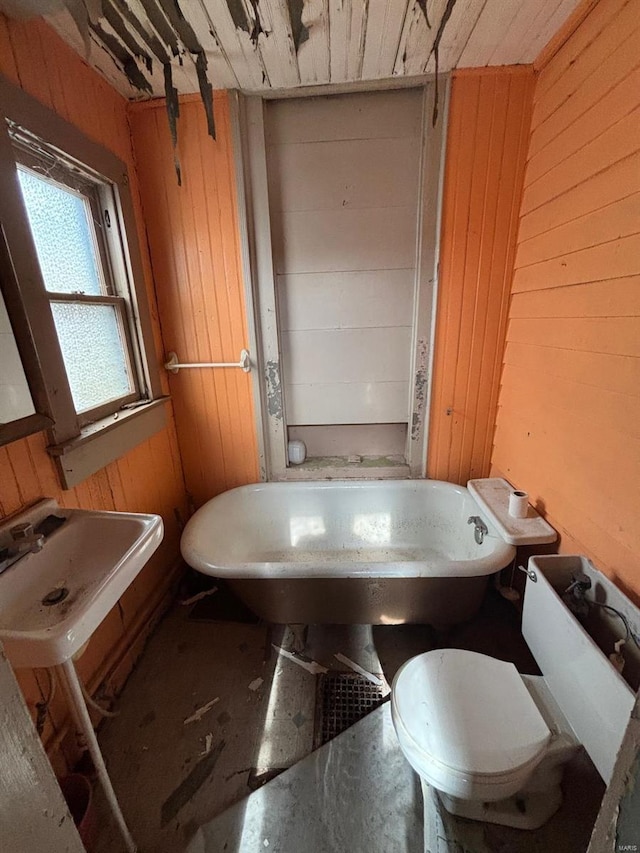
(287, 439, 306, 465)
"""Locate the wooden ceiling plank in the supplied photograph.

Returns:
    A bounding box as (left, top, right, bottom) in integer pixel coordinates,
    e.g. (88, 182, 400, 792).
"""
(254, 0, 300, 89)
(361, 0, 410, 79)
(105, 0, 196, 94)
(328, 0, 368, 83)
(296, 0, 330, 85)
(393, 0, 450, 77)
(484, 0, 553, 64)
(517, 0, 584, 64)
(199, 0, 267, 90)
(172, 55, 208, 96)
(87, 15, 157, 93)
(45, 7, 140, 98)
(458, 0, 522, 67)
(435, 0, 487, 71)
(101, 1, 168, 94)
(44, 0, 586, 95)
(489, 0, 579, 66)
(180, 0, 242, 89)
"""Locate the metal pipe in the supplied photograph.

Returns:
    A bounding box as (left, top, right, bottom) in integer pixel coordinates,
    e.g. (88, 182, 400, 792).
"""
(57, 660, 136, 853)
(164, 349, 251, 373)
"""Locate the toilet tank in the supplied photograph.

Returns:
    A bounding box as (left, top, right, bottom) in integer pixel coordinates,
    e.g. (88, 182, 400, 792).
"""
(522, 555, 636, 784)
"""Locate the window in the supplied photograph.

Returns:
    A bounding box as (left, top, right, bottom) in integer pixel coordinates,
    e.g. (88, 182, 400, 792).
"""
(0, 77, 165, 487)
(15, 141, 142, 423)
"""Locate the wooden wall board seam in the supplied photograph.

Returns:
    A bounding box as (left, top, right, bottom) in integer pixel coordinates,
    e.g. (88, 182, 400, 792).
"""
(482, 73, 536, 474)
(512, 233, 640, 293)
(525, 69, 640, 189)
(427, 67, 534, 484)
(521, 114, 640, 217)
(532, 6, 640, 127)
(534, 0, 602, 72)
(516, 226, 640, 273)
(516, 192, 640, 267)
(518, 151, 640, 242)
(529, 22, 640, 155)
(129, 94, 259, 504)
(426, 80, 469, 476)
(456, 74, 502, 483)
(526, 65, 640, 185)
(476, 74, 529, 475)
(441, 77, 481, 477)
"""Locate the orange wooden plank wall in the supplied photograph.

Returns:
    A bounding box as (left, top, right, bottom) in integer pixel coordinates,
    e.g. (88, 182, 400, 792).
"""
(0, 16, 188, 773)
(128, 95, 259, 508)
(427, 67, 535, 484)
(491, 0, 640, 599)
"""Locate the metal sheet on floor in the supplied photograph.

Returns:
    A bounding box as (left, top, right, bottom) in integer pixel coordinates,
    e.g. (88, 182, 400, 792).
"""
(186, 703, 423, 853)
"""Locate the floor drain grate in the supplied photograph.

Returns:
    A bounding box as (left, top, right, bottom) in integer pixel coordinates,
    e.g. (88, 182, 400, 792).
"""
(314, 672, 388, 748)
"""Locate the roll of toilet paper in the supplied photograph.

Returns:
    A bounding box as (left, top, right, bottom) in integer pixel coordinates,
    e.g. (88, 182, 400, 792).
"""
(508, 490, 529, 519)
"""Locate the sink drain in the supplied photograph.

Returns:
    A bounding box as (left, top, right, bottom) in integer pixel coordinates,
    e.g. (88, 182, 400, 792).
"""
(42, 587, 69, 606)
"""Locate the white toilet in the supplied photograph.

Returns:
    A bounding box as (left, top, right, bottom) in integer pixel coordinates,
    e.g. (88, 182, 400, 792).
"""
(391, 556, 636, 830)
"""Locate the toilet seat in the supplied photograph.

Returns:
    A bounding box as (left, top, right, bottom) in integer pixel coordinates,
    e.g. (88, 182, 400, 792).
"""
(392, 649, 551, 778)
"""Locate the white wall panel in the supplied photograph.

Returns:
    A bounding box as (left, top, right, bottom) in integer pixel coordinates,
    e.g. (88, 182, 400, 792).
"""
(266, 90, 422, 429)
(267, 137, 421, 212)
(277, 270, 414, 331)
(272, 207, 417, 274)
(285, 382, 410, 424)
(282, 328, 412, 385)
(289, 423, 407, 456)
(265, 89, 423, 144)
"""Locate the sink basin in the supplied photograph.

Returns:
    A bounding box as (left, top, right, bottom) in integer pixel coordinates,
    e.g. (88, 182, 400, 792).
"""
(0, 499, 163, 668)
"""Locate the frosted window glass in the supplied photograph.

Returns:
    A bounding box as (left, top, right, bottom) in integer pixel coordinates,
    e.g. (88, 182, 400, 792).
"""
(51, 303, 132, 412)
(17, 169, 102, 295)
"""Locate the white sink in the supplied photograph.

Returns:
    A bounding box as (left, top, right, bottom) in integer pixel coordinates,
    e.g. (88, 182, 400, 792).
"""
(0, 499, 163, 668)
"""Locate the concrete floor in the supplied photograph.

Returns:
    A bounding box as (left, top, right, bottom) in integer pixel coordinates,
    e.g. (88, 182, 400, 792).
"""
(91, 582, 604, 853)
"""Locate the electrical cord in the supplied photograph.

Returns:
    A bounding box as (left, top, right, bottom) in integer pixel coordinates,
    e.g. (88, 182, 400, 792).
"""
(564, 573, 640, 650)
(589, 600, 640, 650)
(79, 674, 120, 718)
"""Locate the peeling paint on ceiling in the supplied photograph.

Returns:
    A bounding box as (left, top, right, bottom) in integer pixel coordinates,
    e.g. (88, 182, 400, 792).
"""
(429, 0, 457, 125)
(416, 0, 431, 29)
(36, 0, 584, 99)
(287, 0, 309, 53)
(0, 0, 585, 178)
(225, 0, 266, 48)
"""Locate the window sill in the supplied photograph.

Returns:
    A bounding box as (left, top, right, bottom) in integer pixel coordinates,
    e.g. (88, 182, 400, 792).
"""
(47, 397, 169, 489)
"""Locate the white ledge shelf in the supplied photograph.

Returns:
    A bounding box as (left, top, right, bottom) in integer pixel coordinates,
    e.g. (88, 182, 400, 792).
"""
(467, 477, 557, 547)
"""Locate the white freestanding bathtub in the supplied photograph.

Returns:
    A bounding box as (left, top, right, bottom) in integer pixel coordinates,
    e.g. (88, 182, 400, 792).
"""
(181, 480, 515, 626)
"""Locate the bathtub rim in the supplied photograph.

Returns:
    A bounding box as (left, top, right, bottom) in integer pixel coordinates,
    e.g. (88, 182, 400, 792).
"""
(181, 479, 516, 580)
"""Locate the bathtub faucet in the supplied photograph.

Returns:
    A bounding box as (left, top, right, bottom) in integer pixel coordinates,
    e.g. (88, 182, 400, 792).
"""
(467, 516, 488, 545)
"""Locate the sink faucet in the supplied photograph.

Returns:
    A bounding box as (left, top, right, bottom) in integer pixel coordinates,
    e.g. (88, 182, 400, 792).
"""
(0, 522, 45, 575)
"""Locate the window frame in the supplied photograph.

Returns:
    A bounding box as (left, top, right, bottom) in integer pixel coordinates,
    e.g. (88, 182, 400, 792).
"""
(0, 75, 166, 487)
(14, 149, 143, 424)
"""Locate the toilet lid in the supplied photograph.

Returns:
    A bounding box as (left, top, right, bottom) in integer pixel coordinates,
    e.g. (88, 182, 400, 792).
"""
(392, 649, 551, 776)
